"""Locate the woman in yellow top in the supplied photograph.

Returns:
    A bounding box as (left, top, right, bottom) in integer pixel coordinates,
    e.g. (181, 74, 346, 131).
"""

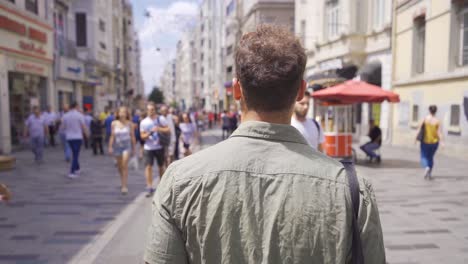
(416, 105, 443, 180)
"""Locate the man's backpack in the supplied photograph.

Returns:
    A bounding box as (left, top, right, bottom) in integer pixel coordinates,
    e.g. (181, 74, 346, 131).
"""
(157, 116, 171, 148)
(341, 160, 364, 264)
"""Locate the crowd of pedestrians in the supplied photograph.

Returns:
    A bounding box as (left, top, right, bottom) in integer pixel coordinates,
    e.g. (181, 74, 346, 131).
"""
(20, 101, 198, 196)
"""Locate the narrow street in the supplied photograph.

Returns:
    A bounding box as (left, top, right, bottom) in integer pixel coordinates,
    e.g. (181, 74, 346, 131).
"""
(1, 129, 467, 264)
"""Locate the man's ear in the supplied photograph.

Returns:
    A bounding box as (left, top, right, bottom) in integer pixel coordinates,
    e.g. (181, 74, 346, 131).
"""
(296, 80, 306, 102)
(233, 78, 242, 101)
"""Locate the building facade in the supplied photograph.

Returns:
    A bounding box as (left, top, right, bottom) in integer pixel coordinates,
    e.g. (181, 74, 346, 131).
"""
(175, 33, 197, 111)
(160, 59, 177, 104)
(197, 0, 224, 112)
(296, 0, 393, 141)
(70, 0, 116, 113)
(392, 0, 468, 159)
(0, 0, 55, 153)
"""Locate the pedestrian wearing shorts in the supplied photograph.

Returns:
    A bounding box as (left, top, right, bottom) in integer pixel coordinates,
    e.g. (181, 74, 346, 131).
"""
(140, 102, 170, 197)
(108, 107, 136, 195)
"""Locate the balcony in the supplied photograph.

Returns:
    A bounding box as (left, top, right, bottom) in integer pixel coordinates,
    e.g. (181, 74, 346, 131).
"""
(56, 38, 77, 58)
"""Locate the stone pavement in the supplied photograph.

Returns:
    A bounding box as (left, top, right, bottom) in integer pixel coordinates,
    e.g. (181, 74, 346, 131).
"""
(92, 129, 221, 264)
(356, 145, 468, 264)
(1, 129, 467, 264)
(0, 142, 148, 264)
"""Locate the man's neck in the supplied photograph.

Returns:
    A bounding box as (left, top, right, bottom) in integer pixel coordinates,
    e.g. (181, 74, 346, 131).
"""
(242, 110, 292, 125)
(150, 114, 157, 120)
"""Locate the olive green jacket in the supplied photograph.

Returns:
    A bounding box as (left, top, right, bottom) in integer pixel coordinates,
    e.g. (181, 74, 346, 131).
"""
(145, 121, 386, 264)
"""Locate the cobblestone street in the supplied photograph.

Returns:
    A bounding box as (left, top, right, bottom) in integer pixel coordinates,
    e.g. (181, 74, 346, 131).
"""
(0, 129, 467, 264)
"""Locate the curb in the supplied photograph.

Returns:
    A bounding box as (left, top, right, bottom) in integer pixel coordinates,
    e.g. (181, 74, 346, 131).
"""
(67, 192, 147, 264)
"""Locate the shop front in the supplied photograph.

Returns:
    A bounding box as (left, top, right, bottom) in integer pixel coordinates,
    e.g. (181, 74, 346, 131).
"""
(55, 56, 86, 111)
(0, 5, 54, 153)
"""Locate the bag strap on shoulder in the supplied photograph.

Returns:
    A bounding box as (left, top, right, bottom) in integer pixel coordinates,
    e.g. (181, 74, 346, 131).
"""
(340, 160, 364, 264)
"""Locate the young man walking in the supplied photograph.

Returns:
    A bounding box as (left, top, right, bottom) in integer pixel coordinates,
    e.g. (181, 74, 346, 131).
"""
(291, 91, 325, 151)
(61, 102, 88, 178)
(144, 25, 385, 264)
(24, 106, 48, 164)
(140, 102, 170, 197)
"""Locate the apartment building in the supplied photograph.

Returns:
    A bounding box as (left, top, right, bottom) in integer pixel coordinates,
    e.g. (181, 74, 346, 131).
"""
(297, 0, 393, 140)
(392, 0, 468, 159)
(0, 0, 54, 153)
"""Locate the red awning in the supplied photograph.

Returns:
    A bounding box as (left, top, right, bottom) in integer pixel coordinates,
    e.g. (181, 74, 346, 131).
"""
(312, 80, 400, 104)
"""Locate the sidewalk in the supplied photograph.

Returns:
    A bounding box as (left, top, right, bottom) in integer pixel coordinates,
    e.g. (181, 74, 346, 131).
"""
(356, 145, 468, 264)
(0, 143, 148, 264)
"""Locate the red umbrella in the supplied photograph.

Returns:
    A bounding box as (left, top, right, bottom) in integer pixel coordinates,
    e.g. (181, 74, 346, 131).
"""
(311, 80, 400, 104)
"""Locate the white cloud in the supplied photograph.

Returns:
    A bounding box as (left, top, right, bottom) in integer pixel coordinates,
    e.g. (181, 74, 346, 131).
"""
(138, 1, 199, 94)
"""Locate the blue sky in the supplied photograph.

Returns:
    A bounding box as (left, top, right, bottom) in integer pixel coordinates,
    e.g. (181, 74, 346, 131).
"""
(131, 0, 201, 94)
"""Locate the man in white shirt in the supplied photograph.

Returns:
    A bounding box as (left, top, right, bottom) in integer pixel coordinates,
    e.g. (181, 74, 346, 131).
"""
(140, 102, 171, 197)
(291, 91, 325, 151)
(61, 102, 88, 178)
(24, 106, 48, 163)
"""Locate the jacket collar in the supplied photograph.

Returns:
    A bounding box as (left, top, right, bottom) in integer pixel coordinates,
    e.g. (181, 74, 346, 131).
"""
(230, 121, 308, 145)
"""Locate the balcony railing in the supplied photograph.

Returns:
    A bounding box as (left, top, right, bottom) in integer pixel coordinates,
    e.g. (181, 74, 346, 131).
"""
(56, 38, 77, 58)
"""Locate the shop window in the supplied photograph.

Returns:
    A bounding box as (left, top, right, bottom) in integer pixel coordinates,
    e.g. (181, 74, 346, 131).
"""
(412, 18, 425, 75)
(25, 0, 38, 15)
(76, 13, 87, 47)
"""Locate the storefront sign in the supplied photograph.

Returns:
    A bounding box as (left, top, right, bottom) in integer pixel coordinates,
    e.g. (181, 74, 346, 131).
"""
(19, 40, 46, 55)
(67, 66, 81, 74)
(0, 12, 51, 61)
(58, 56, 85, 81)
(14, 61, 45, 75)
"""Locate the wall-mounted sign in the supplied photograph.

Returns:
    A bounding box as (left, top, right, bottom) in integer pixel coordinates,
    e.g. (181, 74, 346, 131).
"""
(67, 66, 81, 74)
(19, 40, 46, 55)
(15, 61, 45, 75)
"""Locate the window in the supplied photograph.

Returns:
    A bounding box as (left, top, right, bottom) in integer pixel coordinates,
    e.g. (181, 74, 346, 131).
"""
(373, 0, 386, 29)
(458, 6, 468, 66)
(5, 0, 15, 3)
(209, 40, 212, 49)
(450, 104, 461, 126)
(412, 104, 419, 123)
(226, 66, 232, 74)
(300, 20, 306, 45)
(201, 67, 204, 75)
(99, 19, 105, 32)
(25, 0, 38, 14)
(226, 0, 235, 16)
(116, 47, 120, 64)
(226, 27, 231, 37)
(76, 13, 87, 47)
(201, 23, 204, 32)
(413, 18, 425, 74)
(200, 53, 204, 60)
(99, 42, 106, 50)
(226, 45, 233, 56)
(201, 39, 204, 47)
(326, 0, 340, 39)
